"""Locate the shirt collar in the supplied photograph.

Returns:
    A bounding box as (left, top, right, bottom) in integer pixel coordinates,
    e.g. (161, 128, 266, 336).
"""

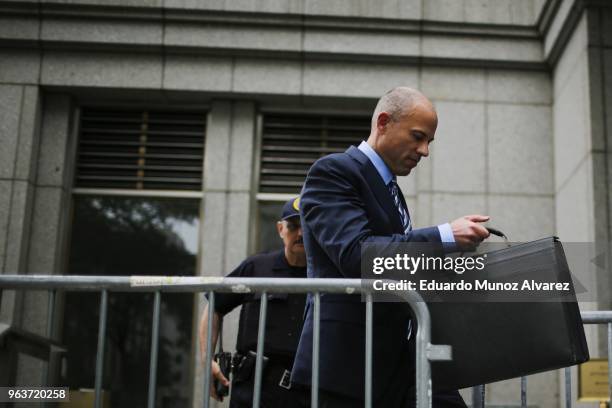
(358, 141, 394, 185)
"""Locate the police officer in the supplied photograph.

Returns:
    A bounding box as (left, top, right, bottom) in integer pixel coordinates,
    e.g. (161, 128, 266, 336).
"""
(198, 197, 308, 408)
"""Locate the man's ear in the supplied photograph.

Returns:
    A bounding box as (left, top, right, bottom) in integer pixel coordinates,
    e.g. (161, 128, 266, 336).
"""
(276, 221, 283, 237)
(377, 112, 391, 132)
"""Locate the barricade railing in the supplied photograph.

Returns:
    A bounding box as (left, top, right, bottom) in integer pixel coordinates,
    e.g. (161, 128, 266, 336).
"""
(3, 276, 608, 408)
(0, 275, 453, 408)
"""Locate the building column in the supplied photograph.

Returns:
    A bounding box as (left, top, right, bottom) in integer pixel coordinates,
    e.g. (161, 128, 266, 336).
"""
(552, 2, 612, 406)
(0, 84, 42, 386)
(12, 93, 76, 386)
(193, 99, 257, 408)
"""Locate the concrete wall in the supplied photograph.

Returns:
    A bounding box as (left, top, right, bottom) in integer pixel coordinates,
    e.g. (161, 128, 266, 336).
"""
(0, 0, 545, 95)
(0, 85, 41, 325)
(552, 11, 597, 243)
(414, 68, 554, 241)
(586, 5, 612, 279)
(0, 0, 545, 25)
(550, 1, 612, 406)
(552, 12, 594, 408)
(412, 65, 556, 407)
(193, 100, 256, 406)
(16, 94, 76, 386)
(600, 9, 612, 253)
(0, 84, 76, 384)
(0, 84, 43, 386)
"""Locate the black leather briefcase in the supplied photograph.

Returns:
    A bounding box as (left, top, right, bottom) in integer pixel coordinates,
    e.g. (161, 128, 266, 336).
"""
(429, 237, 589, 390)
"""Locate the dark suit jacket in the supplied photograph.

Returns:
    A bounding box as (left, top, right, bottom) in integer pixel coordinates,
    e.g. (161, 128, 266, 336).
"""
(291, 146, 443, 400)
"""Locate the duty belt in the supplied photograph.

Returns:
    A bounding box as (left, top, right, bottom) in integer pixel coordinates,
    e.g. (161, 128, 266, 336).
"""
(233, 351, 293, 389)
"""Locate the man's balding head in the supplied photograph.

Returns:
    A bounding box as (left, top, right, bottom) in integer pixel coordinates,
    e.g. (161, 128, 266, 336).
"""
(367, 87, 437, 176)
(371, 87, 436, 130)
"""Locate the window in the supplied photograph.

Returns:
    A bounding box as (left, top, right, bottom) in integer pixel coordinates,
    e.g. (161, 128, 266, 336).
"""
(76, 109, 205, 190)
(256, 112, 369, 251)
(258, 113, 369, 194)
(63, 108, 206, 408)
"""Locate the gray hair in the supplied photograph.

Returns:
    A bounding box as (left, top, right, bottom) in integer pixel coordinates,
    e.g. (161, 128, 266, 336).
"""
(371, 87, 434, 128)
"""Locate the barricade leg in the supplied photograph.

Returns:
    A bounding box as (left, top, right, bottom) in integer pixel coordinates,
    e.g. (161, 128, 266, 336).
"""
(147, 291, 161, 408)
(253, 292, 268, 408)
(41, 289, 56, 408)
(564, 367, 571, 408)
(203, 292, 215, 408)
(608, 323, 612, 403)
(521, 376, 526, 407)
(311, 292, 321, 408)
(94, 290, 108, 408)
(472, 385, 485, 408)
(365, 293, 373, 408)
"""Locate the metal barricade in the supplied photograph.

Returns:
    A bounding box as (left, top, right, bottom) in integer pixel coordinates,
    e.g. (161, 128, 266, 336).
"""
(0, 275, 453, 408)
(471, 310, 612, 408)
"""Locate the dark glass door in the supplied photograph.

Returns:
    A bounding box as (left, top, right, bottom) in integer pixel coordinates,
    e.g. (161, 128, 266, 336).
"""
(62, 196, 200, 408)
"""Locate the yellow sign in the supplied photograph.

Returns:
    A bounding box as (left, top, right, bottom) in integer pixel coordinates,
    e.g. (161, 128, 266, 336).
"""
(579, 359, 610, 402)
(59, 389, 111, 408)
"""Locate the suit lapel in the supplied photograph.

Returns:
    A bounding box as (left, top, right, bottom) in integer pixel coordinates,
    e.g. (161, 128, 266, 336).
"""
(346, 146, 404, 233)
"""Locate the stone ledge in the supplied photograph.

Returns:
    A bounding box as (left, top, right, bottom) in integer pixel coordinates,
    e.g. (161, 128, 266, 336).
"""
(544, 0, 612, 66)
(0, 1, 550, 70)
(0, 1, 541, 39)
(0, 41, 548, 72)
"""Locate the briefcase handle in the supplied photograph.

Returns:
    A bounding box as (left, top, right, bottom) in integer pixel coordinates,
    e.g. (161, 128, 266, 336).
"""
(459, 227, 510, 256)
(485, 227, 512, 249)
(486, 227, 508, 241)
(457, 227, 510, 257)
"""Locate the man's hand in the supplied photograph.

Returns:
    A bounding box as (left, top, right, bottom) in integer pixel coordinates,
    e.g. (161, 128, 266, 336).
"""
(450, 215, 490, 250)
(198, 306, 227, 400)
(209, 359, 230, 401)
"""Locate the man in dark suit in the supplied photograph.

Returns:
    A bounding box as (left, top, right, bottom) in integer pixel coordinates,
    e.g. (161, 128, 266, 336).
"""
(291, 87, 491, 407)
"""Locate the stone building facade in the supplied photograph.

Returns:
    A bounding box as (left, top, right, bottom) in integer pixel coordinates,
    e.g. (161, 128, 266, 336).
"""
(0, 0, 611, 406)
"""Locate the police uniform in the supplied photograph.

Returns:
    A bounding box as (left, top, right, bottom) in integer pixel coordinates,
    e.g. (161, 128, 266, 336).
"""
(214, 249, 308, 408)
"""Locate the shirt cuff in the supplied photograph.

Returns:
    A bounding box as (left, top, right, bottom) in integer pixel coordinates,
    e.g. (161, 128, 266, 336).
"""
(437, 223, 455, 243)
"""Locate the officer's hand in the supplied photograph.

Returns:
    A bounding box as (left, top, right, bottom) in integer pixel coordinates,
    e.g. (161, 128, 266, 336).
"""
(450, 215, 490, 251)
(209, 360, 230, 401)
